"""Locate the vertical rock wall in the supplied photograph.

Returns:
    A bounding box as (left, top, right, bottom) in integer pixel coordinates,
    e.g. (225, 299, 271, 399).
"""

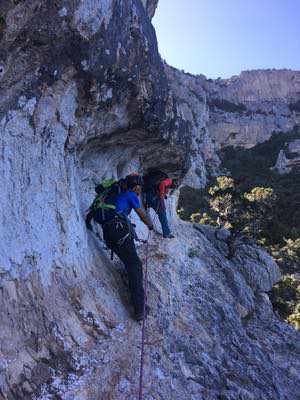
(0, 1, 206, 396)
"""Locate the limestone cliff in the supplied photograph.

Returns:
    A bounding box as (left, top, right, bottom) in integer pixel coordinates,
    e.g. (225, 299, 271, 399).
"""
(0, 1, 299, 399)
(206, 69, 300, 149)
(167, 67, 300, 150)
(273, 139, 300, 174)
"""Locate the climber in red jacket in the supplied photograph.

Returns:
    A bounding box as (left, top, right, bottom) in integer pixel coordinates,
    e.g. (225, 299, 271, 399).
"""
(158, 178, 173, 199)
(143, 170, 175, 238)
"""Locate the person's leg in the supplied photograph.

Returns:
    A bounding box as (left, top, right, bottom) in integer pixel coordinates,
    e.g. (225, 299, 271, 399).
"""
(103, 221, 144, 316)
(146, 194, 171, 236)
(157, 207, 171, 237)
(114, 238, 144, 316)
(153, 197, 172, 237)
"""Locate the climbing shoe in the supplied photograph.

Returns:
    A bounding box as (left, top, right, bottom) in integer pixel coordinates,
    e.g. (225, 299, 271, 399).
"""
(135, 305, 150, 322)
(163, 233, 175, 239)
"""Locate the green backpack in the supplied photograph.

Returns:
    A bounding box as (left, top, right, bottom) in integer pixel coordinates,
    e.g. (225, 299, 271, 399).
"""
(89, 178, 120, 223)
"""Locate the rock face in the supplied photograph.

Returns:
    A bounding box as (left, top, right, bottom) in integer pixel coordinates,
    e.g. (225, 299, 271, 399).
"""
(166, 67, 300, 151)
(205, 70, 300, 149)
(273, 139, 300, 174)
(0, 1, 299, 399)
(165, 65, 221, 185)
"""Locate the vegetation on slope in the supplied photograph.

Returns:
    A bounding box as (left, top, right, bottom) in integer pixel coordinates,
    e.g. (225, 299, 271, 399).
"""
(178, 127, 300, 329)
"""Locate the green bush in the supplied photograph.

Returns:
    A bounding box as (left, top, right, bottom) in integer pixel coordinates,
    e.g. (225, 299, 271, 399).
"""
(269, 276, 300, 327)
(202, 176, 275, 258)
(220, 128, 300, 247)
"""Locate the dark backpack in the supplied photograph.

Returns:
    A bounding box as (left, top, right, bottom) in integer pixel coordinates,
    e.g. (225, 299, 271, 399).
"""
(143, 169, 169, 194)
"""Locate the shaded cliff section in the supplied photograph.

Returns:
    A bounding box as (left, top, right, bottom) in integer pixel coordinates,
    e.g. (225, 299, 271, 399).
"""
(0, 0, 196, 174)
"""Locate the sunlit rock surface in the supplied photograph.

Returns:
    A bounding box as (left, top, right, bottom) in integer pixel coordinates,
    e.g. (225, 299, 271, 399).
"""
(0, 1, 299, 399)
(166, 67, 300, 152)
(205, 70, 300, 148)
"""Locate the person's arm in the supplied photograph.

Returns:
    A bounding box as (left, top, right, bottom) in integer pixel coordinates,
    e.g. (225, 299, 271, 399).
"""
(130, 191, 153, 229)
(135, 208, 154, 230)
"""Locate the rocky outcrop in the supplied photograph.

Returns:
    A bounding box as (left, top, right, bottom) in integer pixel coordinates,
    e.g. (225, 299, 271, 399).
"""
(165, 65, 221, 185)
(0, 1, 299, 399)
(166, 67, 300, 151)
(143, 0, 159, 19)
(208, 69, 300, 103)
(15, 221, 300, 400)
(205, 69, 300, 149)
(273, 139, 300, 174)
(274, 150, 292, 174)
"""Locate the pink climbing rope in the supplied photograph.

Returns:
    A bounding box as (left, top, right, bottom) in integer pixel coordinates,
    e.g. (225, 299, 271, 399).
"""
(138, 228, 152, 400)
(138, 200, 165, 399)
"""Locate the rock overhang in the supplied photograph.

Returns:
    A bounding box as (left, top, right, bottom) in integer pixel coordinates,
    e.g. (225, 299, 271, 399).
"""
(0, 0, 195, 177)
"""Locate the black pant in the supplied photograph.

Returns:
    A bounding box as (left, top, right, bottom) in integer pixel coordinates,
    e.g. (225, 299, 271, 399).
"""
(102, 218, 144, 315)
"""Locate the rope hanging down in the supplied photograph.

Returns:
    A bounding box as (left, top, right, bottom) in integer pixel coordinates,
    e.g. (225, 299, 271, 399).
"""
(138, 201, 164, 399)
(138, 229, 152, 400)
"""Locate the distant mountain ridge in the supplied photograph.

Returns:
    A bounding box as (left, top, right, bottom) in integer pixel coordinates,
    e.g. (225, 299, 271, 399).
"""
(206, 69, 300, 149)
(167, 66, 300, 151)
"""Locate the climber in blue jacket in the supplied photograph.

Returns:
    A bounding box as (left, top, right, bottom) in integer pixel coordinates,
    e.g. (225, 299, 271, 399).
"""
(86, 174, 153, 321)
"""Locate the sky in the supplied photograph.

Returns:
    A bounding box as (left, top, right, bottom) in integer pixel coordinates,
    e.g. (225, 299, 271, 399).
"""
(152, 0, 300, 79)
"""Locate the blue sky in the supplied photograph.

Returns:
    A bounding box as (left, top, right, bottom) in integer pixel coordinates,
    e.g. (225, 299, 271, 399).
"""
(152, 0, 300, 79)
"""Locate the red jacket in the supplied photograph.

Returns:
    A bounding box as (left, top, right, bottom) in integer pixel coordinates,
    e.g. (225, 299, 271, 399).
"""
(158, 178, 173, 198)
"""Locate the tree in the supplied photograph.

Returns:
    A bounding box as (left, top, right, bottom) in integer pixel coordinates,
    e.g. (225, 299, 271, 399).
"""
(197, 176, 276, 259)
